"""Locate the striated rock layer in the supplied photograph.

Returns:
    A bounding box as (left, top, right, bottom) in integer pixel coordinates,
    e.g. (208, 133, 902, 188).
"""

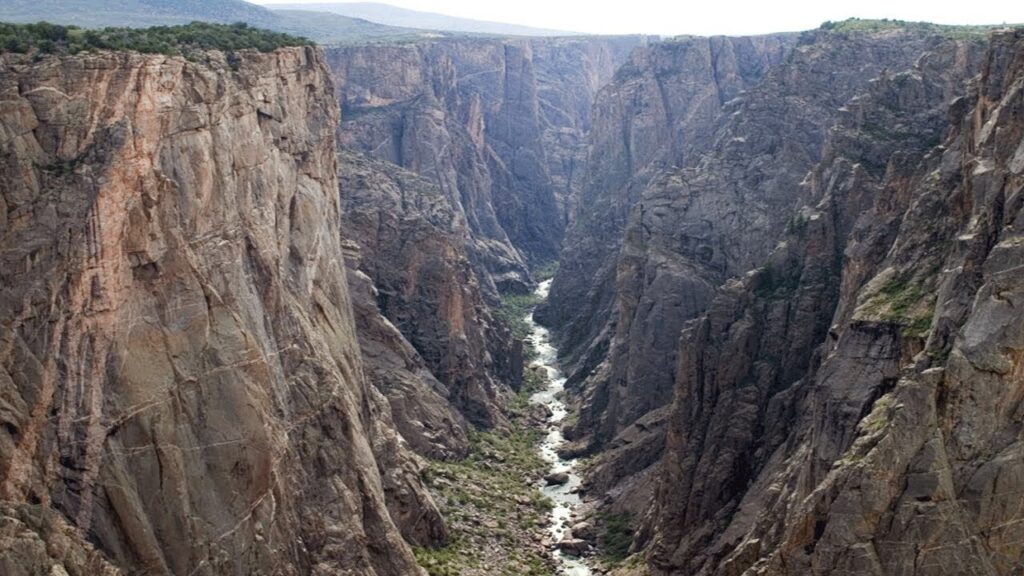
(326, 36, 643, 294)
(538, 34, 800, 492)
(643, 27, 1024, 576)
(0, 47, 441, 575)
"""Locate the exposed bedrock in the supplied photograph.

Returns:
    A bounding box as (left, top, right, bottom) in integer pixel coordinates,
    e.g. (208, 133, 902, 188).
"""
(339, 149, 522, 434)
(0, 47, 442, 576)
(641, 28, 1024, 576)
(326, 36, 642, 294)
(542, 28, 988, 518)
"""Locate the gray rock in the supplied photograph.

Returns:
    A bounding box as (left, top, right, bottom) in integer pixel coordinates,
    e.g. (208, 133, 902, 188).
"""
(555, 538, 589, 556)
(640, 27, 1024, 576)
(340, 149, 521, 431)
(570, 521, 597, 541)
(545, 472, 570, 486)
(327, 36, 641, 289)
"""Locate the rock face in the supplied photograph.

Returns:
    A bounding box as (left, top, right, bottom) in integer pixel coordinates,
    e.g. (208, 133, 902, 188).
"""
(537, 33, 797, 368)
(326, 36, 642, 293)
(345, 251, 472, 460)
(640, 28, 1024, 576)
(0, 47, 441, 575)
(537, 35, 799, 483)
(0, 502, 122, 576)
(339, 149, 521, 434)
(541, 28, 986, 512)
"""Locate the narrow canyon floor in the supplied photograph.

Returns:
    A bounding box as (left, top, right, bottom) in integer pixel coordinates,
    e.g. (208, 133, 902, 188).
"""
(528, 279, 593, 576)
(413, 278, 633, 576)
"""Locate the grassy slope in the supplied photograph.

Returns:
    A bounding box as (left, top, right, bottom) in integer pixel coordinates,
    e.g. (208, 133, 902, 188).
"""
(416, 370, 555, 576)
(821, 17, 1016, 37)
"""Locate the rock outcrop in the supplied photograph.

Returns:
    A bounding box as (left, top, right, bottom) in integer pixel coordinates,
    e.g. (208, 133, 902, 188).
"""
(326, 36, 642, 294)
(537, 32, 796, 368)
(543, 27, 985, 513)
(0, 47, 440, 575)
(339, 149, 521, 434)
(642, 27, 1024, 576)
(0, 502, 122, 576)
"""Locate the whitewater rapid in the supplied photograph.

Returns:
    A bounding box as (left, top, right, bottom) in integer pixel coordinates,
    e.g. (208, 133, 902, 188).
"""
(527, 279, 592, 576)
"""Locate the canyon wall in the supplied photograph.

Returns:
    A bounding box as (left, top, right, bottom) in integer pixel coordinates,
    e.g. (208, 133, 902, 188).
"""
(543, 28, 990, 515)
(339, 148, 522, 434)
(537, 33, 796, 364)
(642, 30, 995, 574)
(0, 47, 441, 576)
(552, 24, 1024, 576)
(326, 36, 642, 294)
(648, 27, 1024, 576)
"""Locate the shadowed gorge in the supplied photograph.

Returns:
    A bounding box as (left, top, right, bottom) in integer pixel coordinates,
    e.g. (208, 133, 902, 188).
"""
(327, 35, 643, 293)
(1, 6, 1024, 576)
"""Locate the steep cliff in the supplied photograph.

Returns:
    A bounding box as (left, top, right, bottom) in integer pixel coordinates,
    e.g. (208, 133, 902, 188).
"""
(339, 148, 521, 433)
(0, 47, 441, 575)
(544, 28, 983, 512)
(538, 35, 799, 484)
(644, 27, 1024, 576)
(326, 36, 642, 294)
(538, 33, 796, 362)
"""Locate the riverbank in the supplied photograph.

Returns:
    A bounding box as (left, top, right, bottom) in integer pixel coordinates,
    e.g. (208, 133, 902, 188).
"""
(414, 373, 557, 575)
(527, 279, 595, 576)
(414, 279, 603, 576)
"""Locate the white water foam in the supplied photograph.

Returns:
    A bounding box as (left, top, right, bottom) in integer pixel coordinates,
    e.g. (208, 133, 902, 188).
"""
(527, 279, 592, 576)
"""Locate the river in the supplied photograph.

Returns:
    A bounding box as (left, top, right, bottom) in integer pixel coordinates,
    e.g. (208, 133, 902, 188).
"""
(526, 279, 593, 576)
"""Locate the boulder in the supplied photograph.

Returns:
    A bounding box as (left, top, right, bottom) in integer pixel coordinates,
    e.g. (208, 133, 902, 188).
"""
(544, 472, 570, 486)
(555, 538, 589, 556)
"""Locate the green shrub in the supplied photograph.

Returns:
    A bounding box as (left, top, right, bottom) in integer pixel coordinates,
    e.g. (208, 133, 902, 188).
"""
(0, 20, 311, 56)
(819, 18, 1004, 38)
(416, 425, 551, 575)
(496, 292, 540, 340)
(599, 511, 634, 562)
(860, 276, 935, 338)
(533, 261, 559, 282)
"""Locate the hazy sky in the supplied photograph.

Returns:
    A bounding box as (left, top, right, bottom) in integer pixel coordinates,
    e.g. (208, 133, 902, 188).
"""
(252, 0, 1024, 36)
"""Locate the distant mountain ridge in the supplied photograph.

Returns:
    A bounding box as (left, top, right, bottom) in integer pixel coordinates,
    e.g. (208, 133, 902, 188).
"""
(0, 0, 454, 44)
(264, 2, 580, 37)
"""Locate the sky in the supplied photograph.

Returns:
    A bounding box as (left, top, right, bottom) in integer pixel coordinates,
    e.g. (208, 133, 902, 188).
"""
(251, 0, 1024, 36)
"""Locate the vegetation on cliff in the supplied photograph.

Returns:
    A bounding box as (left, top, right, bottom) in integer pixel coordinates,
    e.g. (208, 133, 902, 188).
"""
(819, 17, 1009, 37)
(0, 21, 310, 56)
(497, 293, 542, 342)
(858, 275, 936, 338)
(416, 379, 554, 576)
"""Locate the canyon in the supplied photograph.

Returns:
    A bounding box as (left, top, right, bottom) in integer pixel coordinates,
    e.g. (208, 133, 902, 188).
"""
(1, 9, 1023, 576)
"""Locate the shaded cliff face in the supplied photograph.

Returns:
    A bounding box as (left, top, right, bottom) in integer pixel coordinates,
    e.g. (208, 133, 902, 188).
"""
(0, 48, 440, 575)
(0, 502, 122, 576)
(537, 38, 798, 490)
(537, 33, 796, 367)
(641, 34, 989, 575)
(543, 31, 980, 512)
(339, 149, 521, 434)
(747, 29, 1024, 576)
(325, 36, 641, 293)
